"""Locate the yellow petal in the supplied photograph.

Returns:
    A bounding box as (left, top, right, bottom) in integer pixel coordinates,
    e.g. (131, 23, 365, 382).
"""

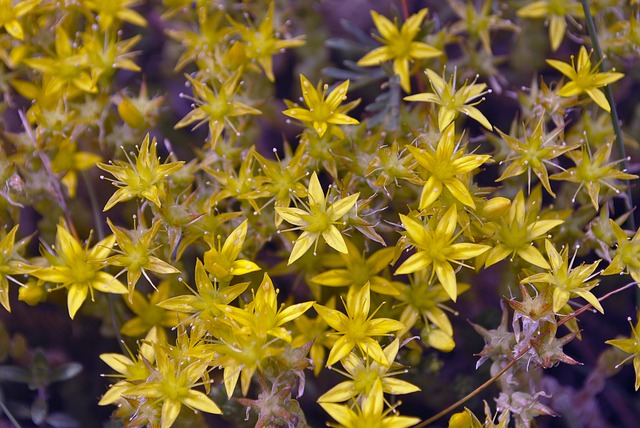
(419, 176, 443, 210)
(357, 46, 393, 66)
(323, 226, 347, 253)
(161, 400, 181, 428)
(183, 390, 222, 414)
(371, 10, 398, 41)
(330, 193, 359, 220)
(434, 261, 458, 301)
(326, 335, 356, 366)
(396, 252, 431, 275)
(393, 58, 411, 93)
(517, 245, 551, 269)
(549, 15, 566, 51)
(4, 20, 24, 40)
(67, 285, 88, 319)
(288, 231, 316, 264)
(585, 88, 611, 112)
(546, 59, 576, 79)
(444, 178, 476, 208)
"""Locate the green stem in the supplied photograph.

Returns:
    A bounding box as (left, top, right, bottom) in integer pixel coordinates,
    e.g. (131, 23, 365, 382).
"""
(580, 0, 639, 307)
(0, 397, 22, 428)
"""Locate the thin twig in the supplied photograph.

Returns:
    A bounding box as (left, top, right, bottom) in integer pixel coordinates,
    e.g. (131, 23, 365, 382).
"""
(0, 398, 22, 428)
(414, 281, 638, 427)
(18, 110, 77, 239)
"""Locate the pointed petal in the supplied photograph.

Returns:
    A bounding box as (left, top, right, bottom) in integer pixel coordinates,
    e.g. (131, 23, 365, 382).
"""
(517, 245, 551, 269)
(67, 285, 88, 319)
(323, 226, 348, 254)
(183, 390, 222, 414)
(326, 335, 355, 366)
(434, 261, 458, 301)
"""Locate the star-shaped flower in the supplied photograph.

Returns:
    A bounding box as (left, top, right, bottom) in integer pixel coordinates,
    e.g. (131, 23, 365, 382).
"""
(202, 219, 260, 284)
(602, 220, 640, 283)
(320, 379, 420, 428)
(406, 123, 491, 210)
(227, 1, 305, 81)
(484, 190, 563, 269)
(106, 218, 180, 298)
(317, 339, 420, 403)
(396, 205, 489, 301)
(405, 67, 492, 131)
(547, 46, 624, 112)
(276, 172, 359, 265)
(314, 283, 405, 367)
(496, 117, 576, 197)
(357, 8, 442, 92)
(174, 70, 261, 146)
(98, 134, 184, 211)
(32, 223, 127, 319)
(282, 75, 359, 137)
(517, 0, 583, 51)
(521, 240, 602, 313)
(606, 311, 640, 390)
(550, 141, 637, 210)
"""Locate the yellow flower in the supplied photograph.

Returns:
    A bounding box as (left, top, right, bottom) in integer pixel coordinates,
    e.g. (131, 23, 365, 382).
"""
(517, 0, 583, 51)
(550, 141, 637, 210)
(313, 283, 404, 367)
(227, 1, 305, 82)
(406, 123, 491, 210)
(216, 273, 314, 343)
(357, 8, 442, 92)
(23, 26, 96, 95)
(158, 258, 249, 322)
(602, 220, 640, 283)
(547, 46, 624, 112)
(174, 70, 261, 146)
(124, 343, 221, 428)
(394, 270, 468, 351)
(32, 223, 127, 319)
(319, 379, 420, 428)
(311, 238, 398, 296)
(0, 0, 39, 41)
(276, 171, 359, 265)
(251, 141, 310, 225)
(202, 219, 260, 284)
(522, 240, 602, 313)
(282, 75, 359, 137)
(606, 311, 640, 390)
(106, 218, 179, 298)
(317, 339, 420, 403)
(484, 190, 563, 269)
(99, 327, 159, 406)
(405, 68, 492, 131)
(396, 205, 489, 301)
(97, 133, 184, 211)
(292, 296, 336, 376)
(84, 0, 146, 30)
(496, 117, 577, 197)
(81, 30, 142, 81)
(120, 282, 181, 337)
(50, 139, 102, 199)
(0, 225, 27, 312)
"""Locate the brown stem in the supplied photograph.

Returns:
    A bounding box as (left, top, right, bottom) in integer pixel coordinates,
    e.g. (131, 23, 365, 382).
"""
(18, 110, 77, 239)
(414, 281, 638, 427)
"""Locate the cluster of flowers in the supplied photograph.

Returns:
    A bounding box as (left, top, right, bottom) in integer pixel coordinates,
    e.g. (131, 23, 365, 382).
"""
(1, 0, 640, 427)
